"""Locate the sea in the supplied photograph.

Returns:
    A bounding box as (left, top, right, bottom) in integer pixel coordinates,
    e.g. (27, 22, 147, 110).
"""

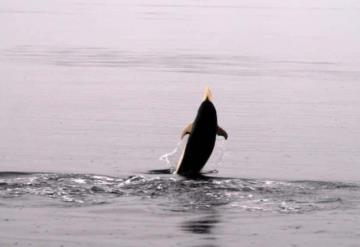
(1, 0, 360, 246)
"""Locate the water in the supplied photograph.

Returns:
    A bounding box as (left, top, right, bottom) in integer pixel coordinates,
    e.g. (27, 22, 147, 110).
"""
(1, 172, 359, 212)
(1, 0, 360, 246)
(1, 171, 360, 246)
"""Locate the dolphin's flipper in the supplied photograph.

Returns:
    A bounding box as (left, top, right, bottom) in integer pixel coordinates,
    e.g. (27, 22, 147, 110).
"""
(181, 123, 193, 139)
(217, 126, 228, 139)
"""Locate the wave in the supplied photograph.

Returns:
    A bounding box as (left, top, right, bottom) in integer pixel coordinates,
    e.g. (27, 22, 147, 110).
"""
(0, 171, 359, 214)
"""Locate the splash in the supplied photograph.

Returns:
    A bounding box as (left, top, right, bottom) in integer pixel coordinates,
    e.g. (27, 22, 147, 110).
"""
(159, 141, 183, 172)
(158, 137, 227, 174)
(0, 172, 359, 214)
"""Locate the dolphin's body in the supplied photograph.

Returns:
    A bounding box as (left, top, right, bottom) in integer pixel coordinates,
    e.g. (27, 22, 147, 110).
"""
(176, 88, 228, 177)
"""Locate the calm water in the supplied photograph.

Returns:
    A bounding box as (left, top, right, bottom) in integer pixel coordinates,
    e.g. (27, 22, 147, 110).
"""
(1, 0, 360, 246)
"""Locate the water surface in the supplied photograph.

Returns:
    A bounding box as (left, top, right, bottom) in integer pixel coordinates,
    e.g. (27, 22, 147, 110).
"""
(1, 0, 360, 246)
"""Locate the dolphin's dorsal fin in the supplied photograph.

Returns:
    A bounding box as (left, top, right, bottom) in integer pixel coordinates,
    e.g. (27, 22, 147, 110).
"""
(217, 126, 228, 139)
(181, 123, 193, 139)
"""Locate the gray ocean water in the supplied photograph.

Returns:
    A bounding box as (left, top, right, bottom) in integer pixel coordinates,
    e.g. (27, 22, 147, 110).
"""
(1, 0, 360, 246)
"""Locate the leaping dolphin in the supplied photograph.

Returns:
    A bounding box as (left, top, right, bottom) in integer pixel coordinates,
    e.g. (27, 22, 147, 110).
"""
(176, 88, 228, 177)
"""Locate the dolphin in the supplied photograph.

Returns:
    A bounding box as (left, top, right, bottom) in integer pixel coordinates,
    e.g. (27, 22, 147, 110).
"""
(176, 87, 228, 177)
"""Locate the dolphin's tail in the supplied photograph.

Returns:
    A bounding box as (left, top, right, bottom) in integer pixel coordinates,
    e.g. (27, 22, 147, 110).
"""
(203, 87, 213, 101)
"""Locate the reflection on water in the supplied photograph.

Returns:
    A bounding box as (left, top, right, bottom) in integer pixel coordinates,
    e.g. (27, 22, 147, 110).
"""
(2, 171, 359, 245)
(180, 213, 219, 247)
(181, 212, 219, 235)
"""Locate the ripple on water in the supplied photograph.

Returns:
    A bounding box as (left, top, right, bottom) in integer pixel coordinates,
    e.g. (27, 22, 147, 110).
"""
(0, 172, 359, 214)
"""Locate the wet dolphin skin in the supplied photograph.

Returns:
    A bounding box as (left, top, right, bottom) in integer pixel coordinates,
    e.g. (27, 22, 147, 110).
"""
(176, 88, 228, 177)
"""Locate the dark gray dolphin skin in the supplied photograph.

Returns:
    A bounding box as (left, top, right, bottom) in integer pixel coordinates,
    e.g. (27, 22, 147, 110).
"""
(176, 88, 228, 177)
